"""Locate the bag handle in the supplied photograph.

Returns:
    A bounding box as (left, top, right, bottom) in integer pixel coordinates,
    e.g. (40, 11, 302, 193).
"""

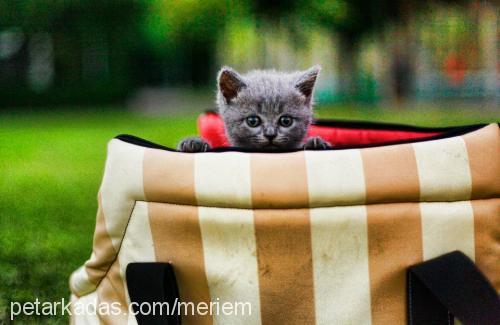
(126, 262, 181, 325)
(407, 251, 500, 325)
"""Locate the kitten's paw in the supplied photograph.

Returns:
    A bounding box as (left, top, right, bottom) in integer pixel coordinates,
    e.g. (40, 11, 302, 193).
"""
(177, 137, 211, 153)
(303, 136, 331, 150)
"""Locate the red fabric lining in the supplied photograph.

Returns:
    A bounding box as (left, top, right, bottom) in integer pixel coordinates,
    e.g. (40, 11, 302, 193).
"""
(198, 112, 444, 148)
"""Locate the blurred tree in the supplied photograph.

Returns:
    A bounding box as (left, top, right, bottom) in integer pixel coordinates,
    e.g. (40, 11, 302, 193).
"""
(0, 0, 144, 105)
(301, 0, 467, 98)
(250, 0, 465, 99)
(142, 0, 252, 86)
(0, 0, 478, 106)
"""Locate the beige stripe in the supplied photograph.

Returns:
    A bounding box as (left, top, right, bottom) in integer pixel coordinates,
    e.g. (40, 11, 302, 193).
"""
(305, 149, 366, 206)
(420, 201, 475, 261)
(461, 124, 500, 199)
(251, 152, 309, 208)
(96, 260, 129, 324)
(143, 149, 197, 205)
(413, 137, 472, 201)
(84, 194, 117, 289)
(254, 209, 315, 324)
(148, 202, 212, 325)
(198, 207, 261, 324)
(362, 144, 420, 203)
(472, 199, 500, 290)
(367, 203, 423, 325)
(310, 206, 371, 325)
(195, 152, 252, 208)
(101, 139, 145, 249)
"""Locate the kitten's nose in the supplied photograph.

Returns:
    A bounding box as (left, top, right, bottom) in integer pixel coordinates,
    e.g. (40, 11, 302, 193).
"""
(265, 134, 276, 141)
(264, 127, 277, 141)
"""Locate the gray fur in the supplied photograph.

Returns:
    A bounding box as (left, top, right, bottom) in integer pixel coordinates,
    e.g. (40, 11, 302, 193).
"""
(217, 65, 326, 150)
(178, 66, 330, 152)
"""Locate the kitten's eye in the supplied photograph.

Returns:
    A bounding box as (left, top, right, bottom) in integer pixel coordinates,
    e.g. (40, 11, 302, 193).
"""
(278, 115, 293, 127)
(246, 116, 261, 128)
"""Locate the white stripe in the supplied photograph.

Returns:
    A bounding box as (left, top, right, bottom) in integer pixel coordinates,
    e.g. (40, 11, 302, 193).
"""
(70, 265, 97, 297)
(305, 149, 366, 207)
(118, 201, 156, 322)
(420, 201, 475, 261)
(198, 206, 261, 325)
(310, 206, 372, 325)
(72, 292, 102, 325)
(101, 139, 145, 249)
(195, 152, 252, 208)
(413, 137, 472, 201)
(127, 312, 139, 325)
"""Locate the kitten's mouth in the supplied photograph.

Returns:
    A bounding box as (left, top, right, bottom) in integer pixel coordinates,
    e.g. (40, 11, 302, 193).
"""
(264, 142, 278, 147)
(262, 142, 280, 150)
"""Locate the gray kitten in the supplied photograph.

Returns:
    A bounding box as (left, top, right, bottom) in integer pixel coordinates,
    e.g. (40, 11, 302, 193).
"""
(178, 66, 330, 152)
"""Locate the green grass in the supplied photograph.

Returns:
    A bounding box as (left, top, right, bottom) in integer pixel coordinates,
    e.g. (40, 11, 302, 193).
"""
(0, 106, 498, 323)
(0, 108, 198, 323)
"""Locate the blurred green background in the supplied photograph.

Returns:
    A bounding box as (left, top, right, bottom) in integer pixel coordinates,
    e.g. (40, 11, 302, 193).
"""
(0, 0, 498, 323)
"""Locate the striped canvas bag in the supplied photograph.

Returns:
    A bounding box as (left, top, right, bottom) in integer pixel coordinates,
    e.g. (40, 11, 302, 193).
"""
(69, 123, 499, 325)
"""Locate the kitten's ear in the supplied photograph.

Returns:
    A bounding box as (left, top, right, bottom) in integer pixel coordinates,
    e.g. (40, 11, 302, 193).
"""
(218, 66, 246, 103)
(295, 65, 321, 100)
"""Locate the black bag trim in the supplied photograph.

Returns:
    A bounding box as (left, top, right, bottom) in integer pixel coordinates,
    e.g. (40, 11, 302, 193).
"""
(115, 122, 490, 153)
(126, 263, 181, 325)
(407, 251, 500, 325)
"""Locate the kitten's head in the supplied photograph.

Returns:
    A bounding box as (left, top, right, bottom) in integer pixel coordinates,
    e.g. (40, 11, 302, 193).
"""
(216, 66, 320, 150)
